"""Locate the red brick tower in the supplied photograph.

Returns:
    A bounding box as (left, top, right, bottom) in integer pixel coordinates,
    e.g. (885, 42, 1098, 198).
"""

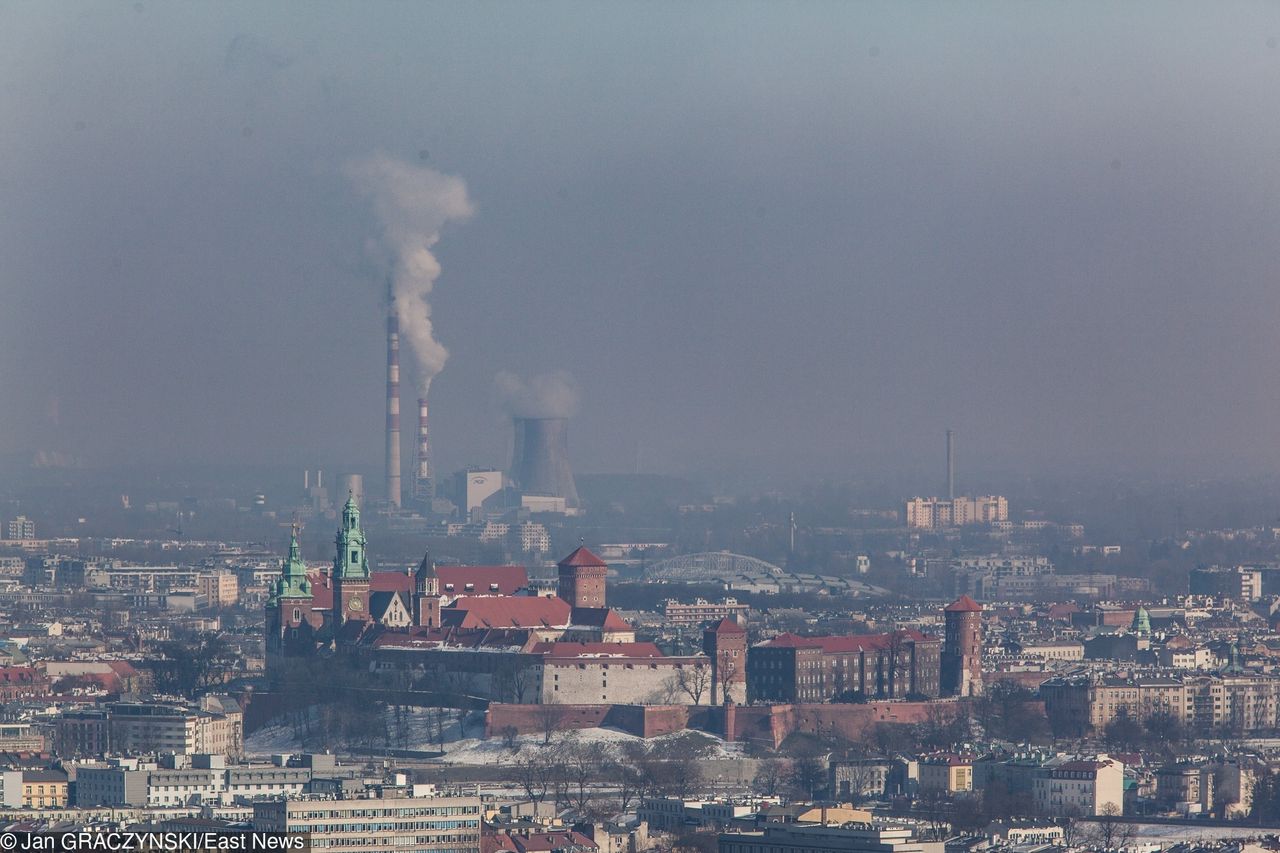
(703, 617, 747, 704)
(941, 594, 983, 696)
(412, 551, 441, 628)
(557, 545, 607, 608)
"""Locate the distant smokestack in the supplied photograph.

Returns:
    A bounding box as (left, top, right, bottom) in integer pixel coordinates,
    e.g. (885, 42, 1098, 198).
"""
(304, 469, 310, 491)
(946, 429, 956, 499)
(385, 296, 402, 508)
(511, 417, 579, 507)
(414, 397, 433, 502)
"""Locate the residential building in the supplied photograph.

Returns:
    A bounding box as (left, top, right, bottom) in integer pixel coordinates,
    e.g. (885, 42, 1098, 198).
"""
(56, 698, 243, 758)
(6, 517, 35, 540)
(906, 496, 1008, 530)
(719, 823, 929, 853)
(831, 758, 893, 801)
(747, 630, 942, 703)
(252, 793, 482, 853)
(196, 571, 239, 608)
(1032, 756, 1124, 817)
(918, 754, 974, 795)
(17, 769, 69, 808)
(1189, 566, 1263, 602)
(664, 598, 750, 627)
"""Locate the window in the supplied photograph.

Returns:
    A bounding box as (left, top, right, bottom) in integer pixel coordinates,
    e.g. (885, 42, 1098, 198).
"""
(351, 550, 359, 563)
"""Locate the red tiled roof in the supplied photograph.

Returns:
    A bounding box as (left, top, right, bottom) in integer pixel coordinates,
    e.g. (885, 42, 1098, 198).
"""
(438, 566, 529, 596)
(510, 832, 598, 853)
(945, 594, 983, 613)
(372, 627, 534, 650)
(306, 571, 332, 609)
(370, 572, 413, 594)
(569, 607, 632, 630)
(710, 617, 746, 634)
(443, 596, 572, 630)
(761, 630, 935, 652)
(557, 546, 607, 568)
(0, 667, 38, 683)
(1054, 760, 1111, 774)
(533, 641, 665, 659)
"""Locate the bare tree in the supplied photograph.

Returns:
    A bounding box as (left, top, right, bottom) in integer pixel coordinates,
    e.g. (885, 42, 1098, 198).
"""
(715, 650, 739, 705)
(752, 757, 789, 797)
(882, 630, 910, 698)
(614, 747, 645, 813)
(676, 662, 712, 705)
(648, 733, 712, 798)
(514, 750, 550, 805)
(565, 740, 609, 816)
(1090, 802, 1136, 850)
(494, 660, 535, 704)
(426, 706, 450, 752)
(1058, 806, 1085, 849)
(535, 703, 564, 746)
(500, 725, 520, 751)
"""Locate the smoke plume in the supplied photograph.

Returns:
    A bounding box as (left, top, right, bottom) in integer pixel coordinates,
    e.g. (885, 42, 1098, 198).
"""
(496, 371, 580, 418)
(345, 153, 474, 391)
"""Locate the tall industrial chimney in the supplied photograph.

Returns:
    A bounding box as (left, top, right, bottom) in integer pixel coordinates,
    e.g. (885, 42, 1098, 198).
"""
(385, 293, 402, 508)
(946, 429, 956, 499)
(511, 417, 579, 507)
(413, 397, 433, 503)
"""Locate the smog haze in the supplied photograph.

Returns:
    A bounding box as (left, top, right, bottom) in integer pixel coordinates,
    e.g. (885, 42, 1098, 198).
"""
(3, 2, 1280, 488)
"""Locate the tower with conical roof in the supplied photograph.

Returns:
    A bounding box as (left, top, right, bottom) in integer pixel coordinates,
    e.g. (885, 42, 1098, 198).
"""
(333, 493, 371, 631)
(413, 550, 442, 628)
(557, 544, 607, 609)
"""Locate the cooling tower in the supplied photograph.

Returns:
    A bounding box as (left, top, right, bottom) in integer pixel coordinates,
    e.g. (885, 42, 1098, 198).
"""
(339, 473, 364, 508)
(511, 417, 579, 507)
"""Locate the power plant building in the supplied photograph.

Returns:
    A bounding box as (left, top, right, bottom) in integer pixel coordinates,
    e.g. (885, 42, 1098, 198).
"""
(450, 468, 503, 515)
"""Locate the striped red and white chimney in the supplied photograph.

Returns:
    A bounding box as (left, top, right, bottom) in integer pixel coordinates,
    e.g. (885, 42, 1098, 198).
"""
(414, 397, 432, 502)
(385, 304, 402, 508)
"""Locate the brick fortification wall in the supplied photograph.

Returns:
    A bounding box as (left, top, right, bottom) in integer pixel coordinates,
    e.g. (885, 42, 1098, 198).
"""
(485, 704, 691, 738)
(727, 700, 972, 749)
(484, 699, 982, 747)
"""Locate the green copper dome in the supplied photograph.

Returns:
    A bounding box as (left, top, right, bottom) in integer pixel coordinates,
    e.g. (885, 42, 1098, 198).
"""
(333, 491, 369, 580)
(272, 527, 312, 602)
(1131, 606, 1151, 636)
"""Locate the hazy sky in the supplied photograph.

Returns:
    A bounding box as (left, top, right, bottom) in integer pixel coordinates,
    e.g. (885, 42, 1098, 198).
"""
(4, 2, 1280, 486)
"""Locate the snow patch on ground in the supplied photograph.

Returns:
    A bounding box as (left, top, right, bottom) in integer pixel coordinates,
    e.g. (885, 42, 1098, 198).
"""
(245, 705, 743, 763)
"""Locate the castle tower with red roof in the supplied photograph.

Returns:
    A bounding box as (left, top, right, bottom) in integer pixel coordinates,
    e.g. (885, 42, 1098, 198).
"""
(942, 594, 983, 696)
(557, 545, 607, 609)
(703, 617, 747, 704)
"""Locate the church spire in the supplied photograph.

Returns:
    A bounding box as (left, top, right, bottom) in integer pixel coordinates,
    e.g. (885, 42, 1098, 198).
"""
(272, 522, 312, 602)
(334, 491, 369, 580)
